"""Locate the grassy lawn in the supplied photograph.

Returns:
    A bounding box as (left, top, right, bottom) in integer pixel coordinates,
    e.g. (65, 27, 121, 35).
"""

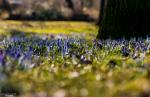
(0, 20, 98, 39)
(0, 21, 150, 97)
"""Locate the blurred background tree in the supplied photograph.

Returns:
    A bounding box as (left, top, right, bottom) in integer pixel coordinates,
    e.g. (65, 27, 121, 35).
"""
(0, 0, 100, 21)
(0, 0, 12, 19)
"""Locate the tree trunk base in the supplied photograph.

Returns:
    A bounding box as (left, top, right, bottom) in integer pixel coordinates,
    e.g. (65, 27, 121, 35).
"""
(97, 0, 150, 39)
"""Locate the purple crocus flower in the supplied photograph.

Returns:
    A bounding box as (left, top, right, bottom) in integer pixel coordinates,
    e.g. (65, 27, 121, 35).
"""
(121, 46, 130, 57)
(0, 49, 5, 66)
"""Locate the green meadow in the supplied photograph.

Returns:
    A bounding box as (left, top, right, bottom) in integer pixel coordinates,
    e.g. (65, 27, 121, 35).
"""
(0, 21, 150, 97)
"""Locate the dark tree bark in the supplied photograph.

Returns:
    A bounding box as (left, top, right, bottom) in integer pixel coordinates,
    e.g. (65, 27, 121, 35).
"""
(97, 0, 150, 39)
(98, 0, 107, 25)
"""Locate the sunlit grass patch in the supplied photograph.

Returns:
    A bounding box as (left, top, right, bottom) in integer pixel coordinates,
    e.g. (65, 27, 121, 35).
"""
(0, 20, 98, 39)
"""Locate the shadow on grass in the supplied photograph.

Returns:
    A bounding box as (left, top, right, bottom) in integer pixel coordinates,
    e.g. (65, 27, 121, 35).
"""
(6, 29, 53, 40)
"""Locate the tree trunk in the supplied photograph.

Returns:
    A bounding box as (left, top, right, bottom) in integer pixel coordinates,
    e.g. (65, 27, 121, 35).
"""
(98, 0, 107, 25)
(97, 0, 150, 39)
